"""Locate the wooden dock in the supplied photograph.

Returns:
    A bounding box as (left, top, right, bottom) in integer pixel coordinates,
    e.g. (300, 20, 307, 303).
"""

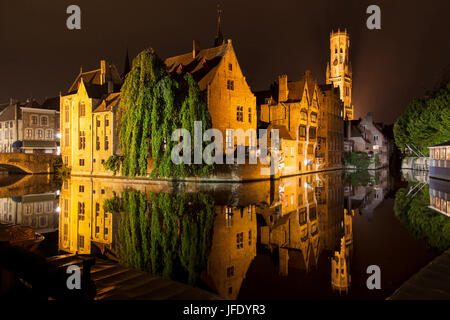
(389, 249, 450, 300)
(47, 255, 221, 300)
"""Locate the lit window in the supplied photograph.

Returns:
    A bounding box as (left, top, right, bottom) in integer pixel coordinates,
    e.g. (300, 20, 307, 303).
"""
(236, 106, 243, 122)
(225, 207, 233, 227)
(31, 116, 38, 125)
(236, 232, 243, 249)
(79, 131, 86, 149)
(79, 102, 86, 117)
(65, 103, 69, 122)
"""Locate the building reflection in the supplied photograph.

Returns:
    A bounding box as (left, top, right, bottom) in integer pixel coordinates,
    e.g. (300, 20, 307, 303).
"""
(0, 175, 59, 234)
(428, 178, 450, 218)
(59, 177, 119, 255)
(58, 170, 395, 298)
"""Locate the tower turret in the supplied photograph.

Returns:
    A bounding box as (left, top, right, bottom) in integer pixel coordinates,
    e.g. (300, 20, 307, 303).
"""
(326, 28, 353, 120)
(213, 5, 224, 47)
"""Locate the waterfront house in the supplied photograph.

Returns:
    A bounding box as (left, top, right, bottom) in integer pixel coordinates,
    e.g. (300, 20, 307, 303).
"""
(428, 141, 450, 181)
(344, 112, 391, 168)
(164, 38, 257, 153)
(60, 60, 123, 175)
(0, 98, 60, 154)
(257, 71, 344, 174)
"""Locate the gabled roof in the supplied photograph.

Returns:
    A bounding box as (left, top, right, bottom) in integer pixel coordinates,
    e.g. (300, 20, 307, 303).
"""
(67, 61, 122, 98)
(429, 141, 450, 148)
(0, 104, 18, 121)
(260, 124, 295, 141)
(93, 92, 120, 113)
(287, 79, 306, 101)
(164, 42, 229, 91)
(40, 97, 60, 111)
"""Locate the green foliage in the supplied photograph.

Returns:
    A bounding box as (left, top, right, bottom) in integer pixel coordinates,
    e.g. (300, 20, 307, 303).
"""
(374, 154, 380, 168)
(344, 152, 371, 169)
(394, 185, 450, 251)
(103, 155, 123, 175)
(116, 48, 214, 178)
(394, 81, 450, 155)
(343, 170, 378, 187)
(56, 164, 71, 180)
(104, 190, 216, 285)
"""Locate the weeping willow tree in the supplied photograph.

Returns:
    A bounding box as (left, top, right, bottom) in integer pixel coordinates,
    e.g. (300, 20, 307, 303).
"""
(104, 191, 216, 285)
(115, 48, 214, 178)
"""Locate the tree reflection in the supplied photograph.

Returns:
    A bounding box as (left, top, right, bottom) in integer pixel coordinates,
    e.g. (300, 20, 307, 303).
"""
(394, 185, 450, 251)
(104, 191, 216, 285)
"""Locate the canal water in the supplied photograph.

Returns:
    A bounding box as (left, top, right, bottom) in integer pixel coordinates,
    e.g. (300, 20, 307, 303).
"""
(1, 168, 447, 300)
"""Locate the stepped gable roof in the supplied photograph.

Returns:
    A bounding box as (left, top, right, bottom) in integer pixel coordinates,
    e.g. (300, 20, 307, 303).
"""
(164, 42, 229, 91)
(93, 92, 120, 113)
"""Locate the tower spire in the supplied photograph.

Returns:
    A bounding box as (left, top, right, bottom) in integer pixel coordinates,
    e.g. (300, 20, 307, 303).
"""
(214, 5, 224, 47)
(122, 47, 131, 79)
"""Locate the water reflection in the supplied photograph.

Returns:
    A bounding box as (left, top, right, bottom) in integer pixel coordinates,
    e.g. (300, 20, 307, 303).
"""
(395, 170, 450, 251)
(0, 175, 59, 234)
(57, 171, 389, 299)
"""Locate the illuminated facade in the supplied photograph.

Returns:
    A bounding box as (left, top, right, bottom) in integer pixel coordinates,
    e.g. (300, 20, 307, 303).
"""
(258, 71, 344, 175)
(60, 60, 122, 175)
(326, 29, 354, 120)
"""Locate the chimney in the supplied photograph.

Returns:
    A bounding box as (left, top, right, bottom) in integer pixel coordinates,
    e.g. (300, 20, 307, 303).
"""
(193, 40, 200, 58)
(278, 74, 288, 102)
(108, 81, 114, 94)
(100, 60, 107, 85)
(366, 112, 373, 124)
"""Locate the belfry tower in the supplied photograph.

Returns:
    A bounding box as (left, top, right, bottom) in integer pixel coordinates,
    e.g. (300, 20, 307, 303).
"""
(326, 29, 354, 120)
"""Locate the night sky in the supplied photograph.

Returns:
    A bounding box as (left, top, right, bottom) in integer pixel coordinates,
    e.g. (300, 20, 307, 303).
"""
(0, 0, 449, 124)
